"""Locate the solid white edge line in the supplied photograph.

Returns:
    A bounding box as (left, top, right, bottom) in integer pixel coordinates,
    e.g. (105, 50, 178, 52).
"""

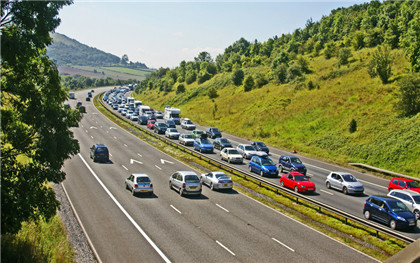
(216, 203, 230, 213)
(170, 205, 182, 214)
(61, 183, 103, 263)
(239, 192, 381, 263)
(320, 189, 334, 196)
(216, 240, 235, 256)
(272, 238, 295, 252)
(78, 153, 172, 263)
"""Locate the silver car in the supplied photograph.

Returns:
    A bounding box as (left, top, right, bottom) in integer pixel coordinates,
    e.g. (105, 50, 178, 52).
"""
(388, 189, 420, 220)
(169, 171, 202, 196)
(201, 171, 233, 191)
(325, 172, 364, 195)
(179, 133, 195, 146)
(220, 148, 243, 164)
(125, 173, 153, 196)
(236, 144, 267, 159)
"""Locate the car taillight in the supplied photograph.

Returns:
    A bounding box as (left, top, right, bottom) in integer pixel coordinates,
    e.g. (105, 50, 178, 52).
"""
(150, 184, 153, 188)
(218, 181, 222, 184)
(134, 184, 138, 188)
(228, 180, 232, 183)
(182, 183, 186, 189)
(200, 183, 202, 189)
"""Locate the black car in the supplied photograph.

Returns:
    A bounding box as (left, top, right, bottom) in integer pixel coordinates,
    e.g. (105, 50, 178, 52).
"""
(213, 137, 232, 150)
(154, 122, 168, 134)
(165, 119, 176, 128)
(86, 97, 91, 101)
(279, 155, 307, 175)
(138, 115, 148, 125)
(250, 141, 269, 154)
(90, 144, 109, 162)
(206, 127, 222, 139)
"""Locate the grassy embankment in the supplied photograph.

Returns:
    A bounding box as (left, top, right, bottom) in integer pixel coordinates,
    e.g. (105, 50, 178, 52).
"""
(61, 65, 152, 81)
(135, 48, 420, 176)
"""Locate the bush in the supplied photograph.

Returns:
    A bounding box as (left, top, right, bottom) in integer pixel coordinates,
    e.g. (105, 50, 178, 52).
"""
(232, 69, 244, 86)
(349, 119, 357, 133)
(338, 48, 352, 66)
(395, 74, 420, 116)
(185, 72, 196, 84)
(368, 45, 393, 84)
(255, 73, 268, 88)
(207, 87, 218, 99)
(273, 64, 288, 83)
(244, 75, 255, 92)
(176, 84, 185, 94)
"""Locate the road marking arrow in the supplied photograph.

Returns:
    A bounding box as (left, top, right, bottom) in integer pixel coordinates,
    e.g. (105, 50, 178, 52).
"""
(90, 126, 97, 129)
(130, 159, 143, 165)
(160, 159, 174, 165)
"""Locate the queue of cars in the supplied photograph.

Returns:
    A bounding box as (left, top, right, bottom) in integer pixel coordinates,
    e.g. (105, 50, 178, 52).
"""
(99, 87, 419, 231)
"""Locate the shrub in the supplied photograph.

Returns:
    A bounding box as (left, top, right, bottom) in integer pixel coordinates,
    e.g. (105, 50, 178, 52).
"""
(232, 69, 244, 86)
(349, 119, 357, 133)
(244, 75, 255, 92)
(338, 48, 352, 66)
(207, 87, 218, 99)
(255, 73, 268, 88)
(176, 84, 185, 94)
(368, 45, 393, 84)
(395, 74, 420, 116)
(185, 71, 196, 84)
(273, 64, 288, 83)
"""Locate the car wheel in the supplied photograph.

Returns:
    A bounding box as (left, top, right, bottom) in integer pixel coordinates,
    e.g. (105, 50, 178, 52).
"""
(326, 181, 331, 189)
(249, 166, 252, 172)
(389, 219, 397, 230)
(280, 181, 284, 187)
(126, 184, 129, 190)
(179, 189, 184, 196)
(294, 186, 299, 193)
(228, 158, 231, 164)
(260, 170, 264, 177)
(210, 183, 214, 191)
(343, 187, 348, 195)
(280, 165, 284, 173)
(364, 210, 370, 220)
(149, 192, 153, 197)
(414, 210, 420, 220)
(169, 182, 172, 190)
(132, 188, 136, 196)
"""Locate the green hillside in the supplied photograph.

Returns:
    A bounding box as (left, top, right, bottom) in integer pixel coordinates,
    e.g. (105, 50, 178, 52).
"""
(134, 1, 420, 176)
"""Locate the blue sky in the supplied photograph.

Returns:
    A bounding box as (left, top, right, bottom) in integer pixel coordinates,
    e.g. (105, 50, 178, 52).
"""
(56, 1, 366, 68)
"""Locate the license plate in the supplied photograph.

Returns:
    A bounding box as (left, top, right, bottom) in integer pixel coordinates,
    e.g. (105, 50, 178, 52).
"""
(308, 188, 313, 191)
(190, 186, 197, 189)
(224, 184, 228, 187)
(140, 190, 148, 192)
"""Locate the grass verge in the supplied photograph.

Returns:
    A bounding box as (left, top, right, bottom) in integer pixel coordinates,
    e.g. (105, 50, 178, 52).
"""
(95, 93, 408, 261)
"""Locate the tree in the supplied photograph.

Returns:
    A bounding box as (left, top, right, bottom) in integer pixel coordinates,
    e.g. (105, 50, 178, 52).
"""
(121, 54, 129, 64)
(194, 51, 213, 63)
(395, 74, 420, 116)
(349, 119, 357, 133)
(176, 84, 185, 94)
(368, 45, 393, 84)
(208, 87, 218, 99)
(1, 0, 81, 235)
(324, 42, 336, 59)
(244, 75, 255, 92)
(338, 48, 352, 66)
(232, 69, 244, 86)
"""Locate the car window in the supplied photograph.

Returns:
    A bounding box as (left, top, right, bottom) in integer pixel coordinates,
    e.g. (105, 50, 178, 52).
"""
(370, 198, 380, 206)
(228, 149, 239, 155)
(215, 173, 227, 179)
(212, 128, 219, 132)
(391, 179, 398, 185)
(256, 142, 265, 146)
(290, 157, 302, 164)
(287, 174, 293, 180)
(96, 147, 108, 153)
(294, 176, 309, 181)
(245, 145, 255, 150)
(342, 174, 357, 182)
(261, 158, 274, 166)
(177, 174, 182, 181)
(388, 200, 410, 212)
(398, 180, 406, 188)
(413, 196, 420, 204)
(137, 177, 151, 183)
(184, 134, 192, 138)
(406, 181, 419, 188)
(185, 175, 200, 183)
(172, 173, 178, 179)
(200, 138, 211, 144)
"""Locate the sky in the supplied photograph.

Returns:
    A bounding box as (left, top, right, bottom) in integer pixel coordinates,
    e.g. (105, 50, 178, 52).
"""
(56, 1, 367, 69)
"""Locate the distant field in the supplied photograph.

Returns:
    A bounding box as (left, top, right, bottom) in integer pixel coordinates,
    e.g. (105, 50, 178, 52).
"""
(59, 65, 152, 81)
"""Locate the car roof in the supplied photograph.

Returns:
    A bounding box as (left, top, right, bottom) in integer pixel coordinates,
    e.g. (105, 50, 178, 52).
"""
(391, 177, 415, 182)
(224, 147, 236, 150)
(177, 171, 198, 176)
(331, 172, 353, 176)
(288, 171, 305, 176)
(132, 173, 150, 178)
(389, 189, 420, 196)
(211, 171, 227, 176)
(282, 155, 297, 158)
(94, 144, 107, 147)
(368, 195, 400, 202)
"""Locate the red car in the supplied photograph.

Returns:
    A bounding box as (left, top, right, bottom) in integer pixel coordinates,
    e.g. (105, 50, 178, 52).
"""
(280, 171, 316, 193)
(147, 120, 156, 129)
(388, 178, 420, 193)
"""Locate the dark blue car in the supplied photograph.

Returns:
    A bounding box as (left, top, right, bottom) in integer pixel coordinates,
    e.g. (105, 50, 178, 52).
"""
(90, 144, 109, 163)
(279, 155, 307, 175)
(363, 195, 416, 230)
(249, 155, 278, 177)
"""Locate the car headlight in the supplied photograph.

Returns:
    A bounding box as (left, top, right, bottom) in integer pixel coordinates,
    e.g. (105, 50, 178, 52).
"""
(300, 185, 306, 188)
(397, 216, 406, 222)
(263, 167, 269, 172)
(348, 185, 354, 189)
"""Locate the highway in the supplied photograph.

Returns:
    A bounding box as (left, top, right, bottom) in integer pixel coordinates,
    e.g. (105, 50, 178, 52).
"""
(61, 87, 381, 262)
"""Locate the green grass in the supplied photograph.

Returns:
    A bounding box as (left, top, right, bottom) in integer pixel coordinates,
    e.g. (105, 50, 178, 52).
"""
(1, 215, 75, 263)
(101, 66, 154, 76)
(70, 65, 150, 81)
(135, 48, 420, 176)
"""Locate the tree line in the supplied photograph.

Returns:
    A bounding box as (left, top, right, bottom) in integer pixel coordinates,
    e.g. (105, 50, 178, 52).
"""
(61, 75, 139, 90)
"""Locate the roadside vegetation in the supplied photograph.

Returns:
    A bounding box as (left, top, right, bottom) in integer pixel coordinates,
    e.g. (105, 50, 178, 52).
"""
(135, 1, 420, 176)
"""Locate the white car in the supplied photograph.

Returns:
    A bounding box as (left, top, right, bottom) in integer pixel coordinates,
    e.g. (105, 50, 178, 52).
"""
(236, 144, 267, 159)
(201, 171, 233, 191)
(165, 128, 180, 139)
(179, 133, 195, 146)
(181, 118, 196, 130)
(169, 171, 202, 196)
(220, 147, 243, 164)
(388, 189, 420, 220)
(125, 173, 153, 196)
(131, 113, 139, 121)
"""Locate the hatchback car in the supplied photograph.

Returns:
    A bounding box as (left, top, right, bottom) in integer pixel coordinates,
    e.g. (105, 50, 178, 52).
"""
(181, 118, 196, 130)
(165, 119, 176, 128)
(325, 172, 364, 195)
(236, 144, 267, 159)
(192, 129, 204, 139)
(280, 172, 315, 193)
(155, 111, 163, 119)
(250, 141, 269, 154)
(90, 144, 109, 163)
(165, 128, 180, 139)
(194, 137, 214, 153)
(147, 120, 156, 129)
(138, 115, 148, 125)
(206, 127, 222, 139)
(220, 148, 243, 164)
(388, 190, 420, 220)
(169, 171, 202, 196)
(201, 172, 233, 191)
(279, 155, 307, 175)
(388, 178, 420, 193)
(249, 156, 278, 177)
(363, 195, 416, 230)
(179, 133, 195, 146)
(213, 137, 232, 150)
(125, 173, 153, 196)
(154, 122, 168, 134)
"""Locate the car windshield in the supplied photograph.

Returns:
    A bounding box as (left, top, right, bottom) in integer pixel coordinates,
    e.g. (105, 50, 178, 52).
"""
(290, 157, 302, 164)
(212, 128, 219, 132)
(256, 142, 266, 146)
(228, 149, 239, 154)
(342, 174, 357, 182)
(185, 175, 200, 183)
(294, 176, 309, 181)
(185, 120, 193, 124)
(220, 138, 229, 143)
(215, 173, 227, 179)
(406, 181, 420, 188)
(167, 120, 174, 124)
(137, 177, 151, 183)
(413, 196, 420, 204)
(169, 129, 178, 132)
(261, 158, 274, 166)
(245, 146, 255, 151)
(96, 147, 108, 153)
(195, 130, 203, 134)
(388, 200, 410, 212)
(200, 138, 211, 144)
(183, 134, 193, 138)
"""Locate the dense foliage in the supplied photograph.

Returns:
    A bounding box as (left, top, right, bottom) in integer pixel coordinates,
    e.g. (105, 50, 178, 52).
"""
(1, 0, 81, 234)
(61, 75, 139, 90)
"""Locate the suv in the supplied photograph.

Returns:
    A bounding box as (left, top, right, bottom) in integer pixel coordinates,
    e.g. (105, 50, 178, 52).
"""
(154, 122, 168, 134)
(363, 195, 416, 230)
(250, 141, 269, 154)
(279, 155, 307, 175)
(169, 171, 202, 196)
(249, 156, 278, 177)
(90, 144, 109, 162)
(388, 190, 420, 220)
(206, 127, 222, 139)
(388, 178, 420, 193)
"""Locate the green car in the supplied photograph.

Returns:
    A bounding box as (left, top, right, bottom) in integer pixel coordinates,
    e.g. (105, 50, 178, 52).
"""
(191, 129, 204, 139)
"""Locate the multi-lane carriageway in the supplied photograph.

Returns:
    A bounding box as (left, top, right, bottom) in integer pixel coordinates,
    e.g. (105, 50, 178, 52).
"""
(62, 87, 395, 262)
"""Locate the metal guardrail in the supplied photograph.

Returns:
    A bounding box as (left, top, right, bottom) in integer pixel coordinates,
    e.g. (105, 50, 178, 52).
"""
(349, 163, 420, 182)
(97, 93, 416, 244)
